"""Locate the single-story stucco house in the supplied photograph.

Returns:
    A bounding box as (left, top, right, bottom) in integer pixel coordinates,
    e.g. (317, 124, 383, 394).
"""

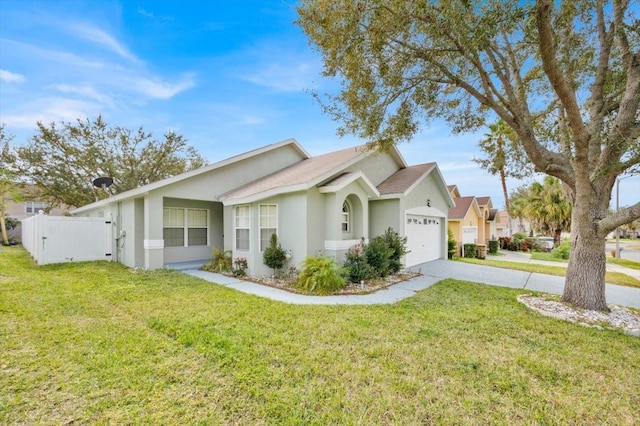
(72, 139, 454, 275)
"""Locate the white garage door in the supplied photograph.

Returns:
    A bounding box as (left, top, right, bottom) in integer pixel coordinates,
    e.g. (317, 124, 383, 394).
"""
(405, 214, 442, 267)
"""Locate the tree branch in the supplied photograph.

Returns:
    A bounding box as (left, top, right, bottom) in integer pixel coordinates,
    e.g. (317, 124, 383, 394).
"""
(598, 200, 640, 236)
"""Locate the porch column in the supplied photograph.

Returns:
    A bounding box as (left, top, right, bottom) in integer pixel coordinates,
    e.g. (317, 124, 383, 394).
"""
(144, 194, 164, 270)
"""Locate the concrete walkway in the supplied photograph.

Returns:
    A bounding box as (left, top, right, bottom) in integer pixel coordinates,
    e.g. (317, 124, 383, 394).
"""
(177, 259, 640, 309)
(494, 249, 640, 280)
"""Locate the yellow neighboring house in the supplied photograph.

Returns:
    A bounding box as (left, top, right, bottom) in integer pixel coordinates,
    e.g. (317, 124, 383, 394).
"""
(446, 185, 497, 255)
(475, 196, 494, 243)
(2, 184, 69, 243)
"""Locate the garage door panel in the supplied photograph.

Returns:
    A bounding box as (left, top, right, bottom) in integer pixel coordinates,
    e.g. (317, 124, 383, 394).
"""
(405, 215, 442, 267)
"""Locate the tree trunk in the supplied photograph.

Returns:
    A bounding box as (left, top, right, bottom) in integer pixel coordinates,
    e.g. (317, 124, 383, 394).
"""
(562, 215, 608, 311)
(0, 215, 9, 246)
(499, 167, 511, 232)
(553, 228, 561, 248)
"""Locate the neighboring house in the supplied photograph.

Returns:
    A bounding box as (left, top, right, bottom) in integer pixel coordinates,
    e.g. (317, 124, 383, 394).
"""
(496, 210, 510, 237)
(446, 186, 496, 251)
(487, 208, 500, 240)
(475, 196, 495, 244)
(447, 195, 482, 255)
(72, 139, 455, 274)
(2, 184, 69, 242)
(447, 184, 461, 199)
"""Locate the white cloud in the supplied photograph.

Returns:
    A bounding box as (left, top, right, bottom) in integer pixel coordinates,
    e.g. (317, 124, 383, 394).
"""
(242, 62, 318, 92)
(67, 22, 139, 63)
(137, 8, 156, 19)
(438, 161, 478, 172)
(49, 83, 114, 107)
(1, 97, 100, 128)
(129, 73, 196, 99)
(239, 115, 265, 125)
(0, 69, 26, 83)
(1, 38, 106, 69)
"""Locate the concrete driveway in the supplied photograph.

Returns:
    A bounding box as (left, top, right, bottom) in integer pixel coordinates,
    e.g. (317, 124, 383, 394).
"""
(414, 260, 640, 309)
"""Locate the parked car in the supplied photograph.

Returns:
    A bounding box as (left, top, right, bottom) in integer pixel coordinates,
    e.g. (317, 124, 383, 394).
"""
(536, 237, 554, 251)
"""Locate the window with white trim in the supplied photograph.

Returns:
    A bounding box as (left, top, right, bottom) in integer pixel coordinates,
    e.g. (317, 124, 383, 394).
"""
(235, 205, 250, 251)
(187, 209, 208, 246)
(163, 207, 208, 247)
(259, 204, 277, 252)
(163, 208, 185, 247)
(341, 201, 350, 233)
(25, 201, 47, 214)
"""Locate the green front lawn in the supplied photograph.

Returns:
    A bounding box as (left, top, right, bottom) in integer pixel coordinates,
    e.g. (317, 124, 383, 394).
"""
(459, 257, 640, 288)
(1, 246, 639, 424)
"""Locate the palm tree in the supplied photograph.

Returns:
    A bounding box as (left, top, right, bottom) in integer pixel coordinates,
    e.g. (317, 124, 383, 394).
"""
(475, 120, 530, 234)
(524, 176, 572, 247)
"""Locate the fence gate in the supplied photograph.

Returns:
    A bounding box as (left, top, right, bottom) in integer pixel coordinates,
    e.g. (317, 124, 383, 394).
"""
(22, 214, 112, 265)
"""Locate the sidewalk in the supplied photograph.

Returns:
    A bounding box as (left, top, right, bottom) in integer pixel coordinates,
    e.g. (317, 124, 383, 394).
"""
(178, 259, 640, 309)
(495, 250, 640, 280)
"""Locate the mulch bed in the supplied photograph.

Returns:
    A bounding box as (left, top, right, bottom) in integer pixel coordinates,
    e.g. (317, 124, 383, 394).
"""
(202, 267, 421, 295)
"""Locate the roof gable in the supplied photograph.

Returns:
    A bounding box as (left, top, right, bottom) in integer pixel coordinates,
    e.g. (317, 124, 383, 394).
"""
(448, 196, 482, 220)
(220, 145, 372, 204)
(476, 196, 493, 208)
(72, 138, 308, 214)
(319, 171, 380, 198)
(377, 163, 434, 195)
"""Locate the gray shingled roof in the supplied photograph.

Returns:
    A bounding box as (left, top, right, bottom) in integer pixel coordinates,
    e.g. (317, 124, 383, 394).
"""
(377, 163, 435, 195)
(221, 145, 366, 201)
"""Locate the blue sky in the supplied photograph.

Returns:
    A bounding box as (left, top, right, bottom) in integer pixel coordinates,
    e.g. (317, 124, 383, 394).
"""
(1, 0, 638, 209)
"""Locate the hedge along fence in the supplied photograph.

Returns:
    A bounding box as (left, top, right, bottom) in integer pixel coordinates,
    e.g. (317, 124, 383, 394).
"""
(463, 243, 477, 258)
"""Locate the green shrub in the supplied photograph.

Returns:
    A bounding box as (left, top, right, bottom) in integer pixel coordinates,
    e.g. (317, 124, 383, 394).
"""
(488, 240, 499, 254)
(296, 256, 346, 294)
(343, 243, 376, 283)
(463, 243, 477, 258)
(514, 232, 527, 240)
(263, 233, 287, 275)
(551, 240, 571, 259)
(210, 248, 232, 272)
(448, 227, 457, 259)
(381, 227, 408, 273)
(365, 236, 393, 277)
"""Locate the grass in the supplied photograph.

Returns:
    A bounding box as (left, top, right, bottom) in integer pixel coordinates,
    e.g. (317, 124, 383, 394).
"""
(458, 257, 640, 288)
(530, 252, 569, 262)
(1, 246, 639, 424)
(532, 251, 640, 271)
(607, 257, 640, 270)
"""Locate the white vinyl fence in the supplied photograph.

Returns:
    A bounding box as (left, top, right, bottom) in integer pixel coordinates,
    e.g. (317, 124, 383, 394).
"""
(22, 213, 113, 265)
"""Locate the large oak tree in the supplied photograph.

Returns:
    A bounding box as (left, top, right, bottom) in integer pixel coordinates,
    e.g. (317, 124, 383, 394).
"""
(3, 116, 207, 209)
(297, 0, 640, 310)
